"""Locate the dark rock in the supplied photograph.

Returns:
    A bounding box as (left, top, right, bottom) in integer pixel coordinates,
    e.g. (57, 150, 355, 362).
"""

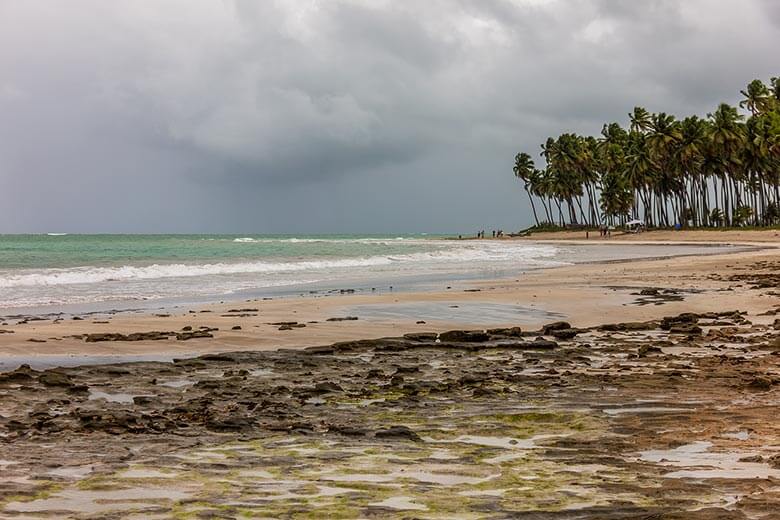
(374, 425, 421, 442)
(206, 415, 255, 432)
(403, 332, 438, 342)
(231, 325, 242, 330)
(84, 333, 126, 342)
(304, 346, 335, 355)
(328, 425, 368, 436)
(314, 382, 343, 393)
(550, 328, 579, 340)
(389, 375, 405, 386)
(637, 344, 663, 357)
(487, 327, 523, 337)
(198, 353, 239, 362)
(38, 371, 72, 387)
(660, 313, 700, 330)
(668, 324, 702, 335)
(104, 367, 131, 375)
(0, 364, 38, 384)
(639, 288, 660, 296)
(326, 316, 359, 322)
(598, 322, 656, 332)
(126, 331, 174, 341)
(525, 338, 559, 349)
(176, 330, 213, 341)
(542, 321, 572, 334)
(746, 377, 774, 391)
(84, 331, 175, 342)
(438, 330, 490, 343)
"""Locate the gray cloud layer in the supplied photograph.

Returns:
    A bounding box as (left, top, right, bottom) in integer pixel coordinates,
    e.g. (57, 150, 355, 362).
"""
(1, 0, 777, 233)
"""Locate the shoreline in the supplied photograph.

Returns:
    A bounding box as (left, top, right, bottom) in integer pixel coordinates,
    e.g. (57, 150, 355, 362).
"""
(0, 238, 761, 320)
(0, 230, 778, 368)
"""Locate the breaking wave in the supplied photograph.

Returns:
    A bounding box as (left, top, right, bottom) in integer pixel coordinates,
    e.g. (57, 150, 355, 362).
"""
(0, 243, 561, 289)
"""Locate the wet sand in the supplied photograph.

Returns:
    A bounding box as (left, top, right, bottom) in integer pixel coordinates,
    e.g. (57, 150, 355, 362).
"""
(1, 231, 779, 518)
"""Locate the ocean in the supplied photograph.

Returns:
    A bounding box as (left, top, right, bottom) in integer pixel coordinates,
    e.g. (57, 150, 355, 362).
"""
(0, 234, 564, 310)
(0, 234, 735, 312)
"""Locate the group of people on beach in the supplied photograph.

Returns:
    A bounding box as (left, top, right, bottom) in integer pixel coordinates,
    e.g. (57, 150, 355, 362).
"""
(474, 230, 504, 239)
(457, 230, 506, 239)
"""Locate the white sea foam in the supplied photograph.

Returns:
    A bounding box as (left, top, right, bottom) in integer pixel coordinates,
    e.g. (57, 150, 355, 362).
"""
(0, 243, 561, 289)
(232, 236, 416, 245)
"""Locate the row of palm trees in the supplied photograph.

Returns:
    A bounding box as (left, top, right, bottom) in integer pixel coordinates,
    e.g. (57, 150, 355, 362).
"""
(513, 77, 780, 228)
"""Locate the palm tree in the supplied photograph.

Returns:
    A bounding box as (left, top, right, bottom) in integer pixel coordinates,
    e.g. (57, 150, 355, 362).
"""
(512, 75, 780, 231)
(629, 107, 652, 133)
(740, 79, 772, 116)
(708, 103, 745, 224)
(513, 152, 540, 226)
(678, 116, 708, 225)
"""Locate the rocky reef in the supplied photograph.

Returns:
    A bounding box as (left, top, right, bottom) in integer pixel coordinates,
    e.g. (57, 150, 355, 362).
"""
(1, 309, 780, 518)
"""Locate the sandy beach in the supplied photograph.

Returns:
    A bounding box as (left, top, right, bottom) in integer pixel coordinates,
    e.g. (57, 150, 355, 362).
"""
(1, 230, 777, 365)
(1, 230, 780, 518)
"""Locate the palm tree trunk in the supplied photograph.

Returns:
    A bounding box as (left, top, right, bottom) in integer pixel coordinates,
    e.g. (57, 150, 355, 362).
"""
(525, 186, 540, 226)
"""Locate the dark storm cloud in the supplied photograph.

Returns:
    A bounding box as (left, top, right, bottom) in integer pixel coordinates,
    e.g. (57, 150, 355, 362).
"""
(0, 0, 777, 233)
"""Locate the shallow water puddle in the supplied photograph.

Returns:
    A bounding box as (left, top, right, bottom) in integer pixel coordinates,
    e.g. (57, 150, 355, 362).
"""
(369, 496, 428, 511)
(603, 406, 690, 415)
(722, 430, 750, 441)
(88, 389, 138, 404)
(119, 468, 179, 479)
(157, 379, 195, 388)
(639, 441, 780, 479)
(47, 464, 95, 479)
(424, 433, 557, 450)
(5, 488, 192, 514)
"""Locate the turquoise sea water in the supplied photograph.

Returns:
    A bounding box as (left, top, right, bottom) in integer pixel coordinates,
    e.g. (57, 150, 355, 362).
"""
(0, 234, 736, 311)
(0, 234, 563, 309)
(0, 234, 439, 269)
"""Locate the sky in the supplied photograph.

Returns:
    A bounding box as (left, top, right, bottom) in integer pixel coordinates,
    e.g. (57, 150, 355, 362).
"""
(1, 0, 778, 234)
